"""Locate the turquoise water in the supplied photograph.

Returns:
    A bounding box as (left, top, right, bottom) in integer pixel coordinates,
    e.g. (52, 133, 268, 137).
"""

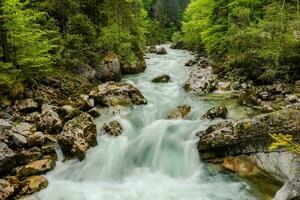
(37, 45, 267, 200)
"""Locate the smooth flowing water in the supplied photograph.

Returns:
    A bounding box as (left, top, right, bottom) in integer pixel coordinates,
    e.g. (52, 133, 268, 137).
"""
(37, 45, 272, 200)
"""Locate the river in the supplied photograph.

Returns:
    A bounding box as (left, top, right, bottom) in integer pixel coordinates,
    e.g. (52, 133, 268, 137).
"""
(36, 45, 276, 200)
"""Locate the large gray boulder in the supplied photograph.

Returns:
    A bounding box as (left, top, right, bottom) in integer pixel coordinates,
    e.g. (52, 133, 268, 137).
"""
(89, 82, 147, 107)
(95, 53, 122, 82)
(58, 113, 97, 161)
(184, 65, 217, 95)
(197, 105, 300, 160)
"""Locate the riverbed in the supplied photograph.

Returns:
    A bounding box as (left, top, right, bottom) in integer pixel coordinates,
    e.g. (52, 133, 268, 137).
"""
(36, 45, 278, 200)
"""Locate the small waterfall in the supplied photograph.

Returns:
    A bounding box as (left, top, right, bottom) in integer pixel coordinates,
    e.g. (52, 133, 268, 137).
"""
(37, 45, 257, 200)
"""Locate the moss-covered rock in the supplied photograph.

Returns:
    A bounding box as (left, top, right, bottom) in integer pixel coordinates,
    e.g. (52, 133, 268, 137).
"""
(89, 82, 147, 107)
(197, 105, 300, 160)
(202, 105, 228, 120)
(103, 121, 123, 137)
(19, 176, 48, 195)
(16, 159, 55, 178)
(58, 113, 97, 161)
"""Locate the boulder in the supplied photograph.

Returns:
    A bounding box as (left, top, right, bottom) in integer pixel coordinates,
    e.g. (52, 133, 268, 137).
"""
(274, 178, 300, 200)
(19, 176, 48, 195)
(16, 158, 55, 178)
(16, 99, 39, 113)
(95, 52, 122, 82)
(12, 122, 35, 135)
(152, 74, 171, 83)
(156, 47, 167, 55)
(103, 121, 123, 137)
(0, 142, 16, 175)
(27, 132, 56, 147)
(167, 105, 191, 119)
(58, 113, 97, 161)
(0, 119, 12, 132)
(89, 82, 147, 107)
(0, 130, 27, 149)
(17, 147, 42, 165)
(184, 65, 217, 95)
(197, 105, 300, 160)
(202, 105, 228, 120)
(0, 179, 15, 200)
(238, 87, 261, 106)
(38, 104, 62, 134)
(148, 46, 158, 53)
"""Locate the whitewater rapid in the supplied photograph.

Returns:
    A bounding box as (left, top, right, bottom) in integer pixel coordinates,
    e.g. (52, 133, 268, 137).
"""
(36, 45, 264, 200)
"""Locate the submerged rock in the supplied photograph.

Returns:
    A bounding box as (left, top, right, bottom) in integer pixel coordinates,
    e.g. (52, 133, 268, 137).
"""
(152, 74, 171, 83)
(58, 113, 97, 161)
(197, 105, 300, 160)
(202, 105, 228, 120)
(184, 65, 217, 95)
(222, 156, 261, 177)
(19, 176, 48, 195)
(156, 47, 167, 55)
(89, 82, 147, 107)
(167, 105, 191, 119)
(103, 121, 123, 137)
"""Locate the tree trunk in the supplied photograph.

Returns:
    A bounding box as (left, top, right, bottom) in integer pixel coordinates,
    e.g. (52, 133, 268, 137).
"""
(0, 1, 10, 62)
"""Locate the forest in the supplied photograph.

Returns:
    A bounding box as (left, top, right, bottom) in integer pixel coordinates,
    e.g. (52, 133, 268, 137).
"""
(175, 0, 300, 84)
(0, 0, 188, 100)
(1, 0, 300, 200)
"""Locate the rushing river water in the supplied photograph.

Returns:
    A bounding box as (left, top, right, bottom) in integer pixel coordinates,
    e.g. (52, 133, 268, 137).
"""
(37, 45, 277, 200)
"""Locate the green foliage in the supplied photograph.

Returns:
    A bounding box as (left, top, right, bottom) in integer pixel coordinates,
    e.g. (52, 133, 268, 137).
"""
(99, 23, 137, 65)
(178, 0, 300, 83)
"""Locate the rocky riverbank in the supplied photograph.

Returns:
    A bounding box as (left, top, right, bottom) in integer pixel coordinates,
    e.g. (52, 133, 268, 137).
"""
(0, 52, 148, 199)
(184, 54, 300, 199)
